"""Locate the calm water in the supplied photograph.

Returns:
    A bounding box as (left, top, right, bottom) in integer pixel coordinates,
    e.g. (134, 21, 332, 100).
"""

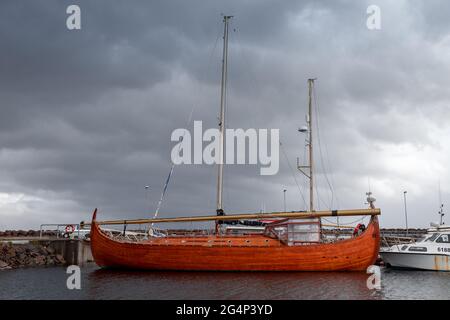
(0, 264, 449, 300)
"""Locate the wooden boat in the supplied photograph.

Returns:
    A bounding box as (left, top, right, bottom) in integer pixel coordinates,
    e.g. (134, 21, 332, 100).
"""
(90, 209, 380, 271)
(89, 16, 381, 271)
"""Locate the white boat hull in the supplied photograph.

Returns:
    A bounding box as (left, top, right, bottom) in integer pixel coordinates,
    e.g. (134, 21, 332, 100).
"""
(381, 252, 450, 271)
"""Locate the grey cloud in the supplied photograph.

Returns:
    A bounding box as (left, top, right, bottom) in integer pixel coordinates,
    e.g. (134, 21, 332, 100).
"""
(1, 0, 450, 229)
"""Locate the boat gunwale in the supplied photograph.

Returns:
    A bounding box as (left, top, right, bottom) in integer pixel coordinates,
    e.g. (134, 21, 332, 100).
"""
(91, 209, 379, 249)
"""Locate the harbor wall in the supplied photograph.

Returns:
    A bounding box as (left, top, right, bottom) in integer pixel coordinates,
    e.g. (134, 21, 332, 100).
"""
(0, 239, 93, 270)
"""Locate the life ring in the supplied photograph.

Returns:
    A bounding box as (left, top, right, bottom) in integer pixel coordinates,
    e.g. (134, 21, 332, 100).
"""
(353, 223, 366, 236)
(65, 225, 75, 234)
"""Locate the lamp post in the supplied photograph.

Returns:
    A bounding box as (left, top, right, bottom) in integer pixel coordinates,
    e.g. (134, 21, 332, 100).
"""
(403, 191, 409, 236)
(145, 185, 151, 208)
(283, 188, 287, 212)
(145, 185, 151, 227)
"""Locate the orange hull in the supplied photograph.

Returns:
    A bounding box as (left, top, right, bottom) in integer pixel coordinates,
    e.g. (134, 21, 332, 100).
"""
(90, 212, 380, 271)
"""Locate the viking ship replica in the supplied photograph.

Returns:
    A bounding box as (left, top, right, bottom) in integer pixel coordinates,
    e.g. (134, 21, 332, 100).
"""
(89, 16, 381, 271)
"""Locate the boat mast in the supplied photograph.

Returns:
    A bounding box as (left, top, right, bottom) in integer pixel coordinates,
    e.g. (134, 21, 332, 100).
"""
(307, 79, 314, 211)
(298, 78, 316, 211)
(216, 15, 232, 230)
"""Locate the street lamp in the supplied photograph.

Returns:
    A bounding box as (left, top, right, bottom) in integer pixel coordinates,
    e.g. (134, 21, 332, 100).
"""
(143, 186, 151, 233)
(283, 187, 287, 212)
(144, 186, 151, 214)
(403, 191, 409, 236)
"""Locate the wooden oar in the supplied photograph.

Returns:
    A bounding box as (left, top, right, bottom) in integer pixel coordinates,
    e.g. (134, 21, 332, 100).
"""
(83, 208, 380, 226)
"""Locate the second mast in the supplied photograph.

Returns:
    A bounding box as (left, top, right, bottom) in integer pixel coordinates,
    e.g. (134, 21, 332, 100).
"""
(216, 15, 232, 216)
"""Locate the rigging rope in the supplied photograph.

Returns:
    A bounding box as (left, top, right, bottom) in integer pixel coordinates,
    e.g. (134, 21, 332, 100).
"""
(153, 164, 174, 220)
(313, 86, 334, 209)
(322, 215, 367, 226)
(151, 24, 223, 221)
(313, 85, 340, 209)
(280, 141, 307, 209)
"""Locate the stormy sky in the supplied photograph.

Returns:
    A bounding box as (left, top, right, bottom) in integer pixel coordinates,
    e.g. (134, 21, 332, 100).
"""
(1, 0, 450, 230)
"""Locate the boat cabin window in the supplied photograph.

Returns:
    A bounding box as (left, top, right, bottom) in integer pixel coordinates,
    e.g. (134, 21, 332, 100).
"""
(416, 235, 427, 243)
(425, 233, 439, 242)
(436, 234, 450, 243)
(265, 218, 320, 245)
(408, 246, 427, 252)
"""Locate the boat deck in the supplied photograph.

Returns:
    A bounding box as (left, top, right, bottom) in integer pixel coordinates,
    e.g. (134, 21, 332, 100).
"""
(101, 230, 285, 247)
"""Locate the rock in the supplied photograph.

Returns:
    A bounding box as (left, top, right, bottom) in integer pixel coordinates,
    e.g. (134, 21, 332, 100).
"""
(24, 243, 36, 251)
(55, 254, 66, 264)
(35, 256, 46, 265)
(0, 260, 9, 269)
(17, 253, 26, 262)
(1, 243, 9, 253)
(15, 246, 24, 254)
(43, 230, 57, 237)
(46, 246, 55, 255)
(45, 256, 55, 265)
(0, 243, 66, 269)
(38, 246, 48, 255)
(7, 246, 16, 256)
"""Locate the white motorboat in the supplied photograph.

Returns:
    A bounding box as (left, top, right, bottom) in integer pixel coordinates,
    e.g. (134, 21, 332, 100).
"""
(380, 224, 450, 271)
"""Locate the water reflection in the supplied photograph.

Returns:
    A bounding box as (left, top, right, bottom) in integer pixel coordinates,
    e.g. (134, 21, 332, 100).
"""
(1, 264, 448, 300)
(87, 267, 380, 300)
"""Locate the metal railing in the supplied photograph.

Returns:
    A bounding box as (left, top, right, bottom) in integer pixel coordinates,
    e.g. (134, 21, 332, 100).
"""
(39, 224, 84, 239)
(381, 235, 416, 249)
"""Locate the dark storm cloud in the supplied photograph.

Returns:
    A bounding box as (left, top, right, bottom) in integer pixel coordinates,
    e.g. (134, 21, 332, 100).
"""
(1, 0, 450, 229)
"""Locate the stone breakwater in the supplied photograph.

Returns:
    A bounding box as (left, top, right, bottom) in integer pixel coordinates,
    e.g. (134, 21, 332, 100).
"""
(0, 230, 58, 237)
(0, 243, 66, 270)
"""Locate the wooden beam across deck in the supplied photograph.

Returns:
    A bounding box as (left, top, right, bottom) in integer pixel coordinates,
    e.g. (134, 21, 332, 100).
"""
(85, 208, 380, 226)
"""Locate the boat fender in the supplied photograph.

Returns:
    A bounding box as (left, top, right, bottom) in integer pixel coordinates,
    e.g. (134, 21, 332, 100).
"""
(353, 223, 366, 236)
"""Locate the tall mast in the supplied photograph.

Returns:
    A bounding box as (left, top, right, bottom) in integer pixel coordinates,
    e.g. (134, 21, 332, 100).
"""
(298, 78, 316, 212)
(216, 16, 232, 224)
(308, 79, 314, 212)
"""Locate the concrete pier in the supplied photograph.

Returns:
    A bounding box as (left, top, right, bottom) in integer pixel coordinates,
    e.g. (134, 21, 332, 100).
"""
(45, 239, 93, 266)
(1, 238, 93, 268)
